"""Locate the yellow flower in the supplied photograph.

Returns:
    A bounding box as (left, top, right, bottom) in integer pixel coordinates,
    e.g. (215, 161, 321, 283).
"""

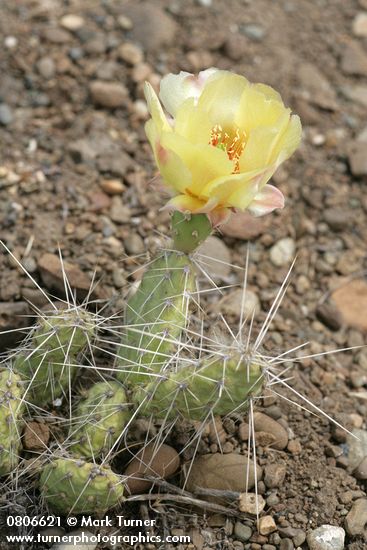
(144, 68, 301, 220)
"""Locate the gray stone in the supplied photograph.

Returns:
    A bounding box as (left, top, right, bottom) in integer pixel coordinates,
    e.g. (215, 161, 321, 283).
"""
(341, 85, 367, 107)
(341, 41, 367, 76)
(345, 498, 367, 535)
(306, 525, 345, 550)
(0, 103, 13, 126)
(347, 428, 367, 469)
(264, 463, 286, 489)
(37, 57, 55, 79)
(354, 456, 367, 479)
(298, 63, 338, 110)
(242, 23, 266, 41)
(234, 522, 252, 542)
(124, 233, 144, 255)
(124, 4, 177, 51)
(109, 197, 131, 224)
(197, 236, 232, 282)
(323, 208, 349, 231)
(269, 238, 296, 267)
(348, 141, 367, 176)
(90, 81, 128, 109)
(216, 288, 259, 319)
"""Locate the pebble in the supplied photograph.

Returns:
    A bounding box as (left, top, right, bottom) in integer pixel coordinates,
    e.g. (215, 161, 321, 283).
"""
(345, 498, 367, 535)
(315, 303, 343, 331)
(23, 422, 50, 451)
(97, 150, 134, 177)
(307, 525, 345, 550)
(197, 236, 232, 282)
(238, 493, 266, 515)
(89, 81, 128, 109)
(221, 211, 266, 240)
(354, 456, 367, 480)
(0, 301, 32, 348)
(298, 63, 338, 110)
(341, 84, 367, 107)
(323, 208, 349, 231)
(37, 57, 55, 80)
(242, 23, 266, 41)
(216, 288, 259, 319)
(4, 35, 18, 49)
(185, 453, 262, 494)
(60, 14, 85, 31)
(348, 140, 367, 176)
(234, 522, 252, 542)
(124, 4, 177, 51)
(118, 42, 144, 65)
(38, 253, 92, 299)
(279, 539, 294, 550)
(100, 178, 125, 195)
(264, 463, 286, 489)
(259, 516, 277, 535)
(353, 12, 367, 37)
(124, 443, 180, 494)
(269, 238, 295, 267)
(51, 530, 96, 550)
(332, 280, 367, 332)
(253, 412, 289, 450)
(341, 41, 367, 76)
(43, 27, 70, 44)
(109, 197, 131, 223)
(124, 233, 145, 255)
(0, 103, 13, 126)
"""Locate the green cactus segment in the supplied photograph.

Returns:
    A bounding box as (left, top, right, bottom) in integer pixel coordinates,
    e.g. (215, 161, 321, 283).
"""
(0, 369, 25, 476)
(69, 381, 129, 459)
(40, 458, 124, 515)
(13, 309, 96, 405)
(117, 251, 196, 386)
(133, 355, 264, 421)
(171, 211, 212, 254)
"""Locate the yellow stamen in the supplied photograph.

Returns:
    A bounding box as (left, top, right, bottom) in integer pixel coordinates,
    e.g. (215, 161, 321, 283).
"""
(209, 125, 247, 173)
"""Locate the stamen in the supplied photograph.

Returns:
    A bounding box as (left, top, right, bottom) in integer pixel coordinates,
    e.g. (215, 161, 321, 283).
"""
(209, 125, 247, 173)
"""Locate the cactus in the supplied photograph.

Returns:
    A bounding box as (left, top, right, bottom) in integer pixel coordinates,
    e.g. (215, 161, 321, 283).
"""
(171, 211, 212, 254)
(117, 250, 196, 386)
(0, 369, 25, 476)
(133, 353, 264, 421)
(69, 381, 130, 459)
(39, 457, 124, 515)
(13, 308, 96, 406)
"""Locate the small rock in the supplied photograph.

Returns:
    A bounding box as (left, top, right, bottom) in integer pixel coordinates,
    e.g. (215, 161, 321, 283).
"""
(307, 525, 345, 550)
(354, 456, 367, 480)
(341, 41, 367, 76)
(0, 301, 32, 348)
(287, 439, 302, 454)
(37, 57, 55, 80)
(238, 493, 266, 515)
(124, 4, 177, 51)
(109, 197, 131, 224)
(43, 27, 70, 44)
(279, 540, 294, 550)
(224, 34, 248, 62)
(348, 140, 367, 176)
(253, 412, 289, 450)
(346, 428, 367, 469)
(242, 23, 266, 41)
(97, 151, 134, 177)
(100, 178, 125, 195)
(234, 522, 252, 542)
(124, 443, 180, 494)
(4, 36, 18, 49)
(259, 516, 277, 536)
(51, 529, 96, 550)
(323, 208, 349, 231)
(269, 238, 295, 267)
(124, 233, 145, 255)
(264, 463, 286, 489)
(221, 211, 267, 240)
(38, 253, 92, 299)
(345, 498, 367, 535)
(341, 84, 367, 107)
(332, 280, 367, 332)
(68, 139, 97, 164)
(353, 12, 367, 37)
(216, 288, 259, 319)
(118, 42, 144, 65)
(117, 15, 133, 30)
(60, 14, 85, 31)
(90, 81, 128, 109)
(197, 236, 232, 281)
(23, 422, 50, 451)
(0, 104, 13, 126)
(185, 453, 262, 495)
(208, 417, 227, 445)
(298, 63, 338, 110)
(316, 303, 343, 331)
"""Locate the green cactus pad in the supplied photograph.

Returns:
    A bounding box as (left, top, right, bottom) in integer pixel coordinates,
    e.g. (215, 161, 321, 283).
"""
(0, 369, 25, 476)
(69, 381, 129, 459)
(39, 458, 124, 515)
(13, 308, 96, 405)
(133, 354, 264, 421)
(117, 251, 196, 386)
(171, 211, 212, 254)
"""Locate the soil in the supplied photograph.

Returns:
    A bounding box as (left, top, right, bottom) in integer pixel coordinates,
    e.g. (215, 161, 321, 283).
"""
(1, 0, 367, 549)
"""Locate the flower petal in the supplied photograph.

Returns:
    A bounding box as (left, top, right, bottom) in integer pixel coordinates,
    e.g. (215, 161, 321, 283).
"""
(247, 184, 285, 217)
(144, 82, 171, 132)
(159, 68, 219, 117)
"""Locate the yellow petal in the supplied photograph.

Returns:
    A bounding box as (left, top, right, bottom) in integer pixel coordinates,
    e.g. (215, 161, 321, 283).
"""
(235, 85, 288, 135)
(144, 82, 171, 132)
(269, 114, 302, 165)
(174, 98, 215, 145)
(166, 194, 209, 213)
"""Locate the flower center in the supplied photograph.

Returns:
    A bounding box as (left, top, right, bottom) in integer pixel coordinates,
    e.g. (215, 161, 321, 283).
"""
(209, 124, 247, 173)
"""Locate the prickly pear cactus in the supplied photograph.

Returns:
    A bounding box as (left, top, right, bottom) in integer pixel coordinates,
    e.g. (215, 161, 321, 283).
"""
(13, 308, 96, 405)
(69, 381, 129, 459)
(171, 211, 212, 254)
(133, 353, 264, 421)
(117, 250, 196, 386)
(0, 369, 25, 476)
(39, 457, 124, 515)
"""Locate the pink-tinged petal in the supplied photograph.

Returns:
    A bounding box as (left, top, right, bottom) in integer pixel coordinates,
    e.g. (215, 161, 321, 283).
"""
(208, 208, 232, 227)
(247, 184, 285, 217)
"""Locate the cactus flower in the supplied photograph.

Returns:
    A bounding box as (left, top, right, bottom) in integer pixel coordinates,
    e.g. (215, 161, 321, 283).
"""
(144, 69, 301, 221)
